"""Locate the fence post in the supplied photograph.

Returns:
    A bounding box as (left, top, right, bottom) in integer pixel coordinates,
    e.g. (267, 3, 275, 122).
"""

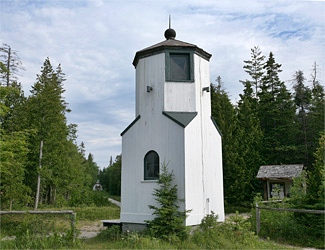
(71, 212, 76, 242)
(256, 203, 260, 235)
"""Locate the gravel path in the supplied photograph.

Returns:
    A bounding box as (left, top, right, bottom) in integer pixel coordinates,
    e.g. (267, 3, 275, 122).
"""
(108, 198, 121, 207)
(78, 222, 105, 239)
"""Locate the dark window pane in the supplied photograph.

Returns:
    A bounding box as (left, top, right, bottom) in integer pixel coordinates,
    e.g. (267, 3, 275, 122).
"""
(170, 54, 190, 80)
(144, 151, 159, 180)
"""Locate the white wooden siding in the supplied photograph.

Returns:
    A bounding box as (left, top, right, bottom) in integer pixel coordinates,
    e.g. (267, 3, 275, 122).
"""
(121, 48, 224, 225)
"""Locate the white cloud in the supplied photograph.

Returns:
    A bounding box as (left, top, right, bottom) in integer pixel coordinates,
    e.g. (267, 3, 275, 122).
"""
(1, 0, 324, 168)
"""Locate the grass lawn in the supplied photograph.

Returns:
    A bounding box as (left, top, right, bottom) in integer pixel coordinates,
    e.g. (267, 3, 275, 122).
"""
(0, 205, 315, 249)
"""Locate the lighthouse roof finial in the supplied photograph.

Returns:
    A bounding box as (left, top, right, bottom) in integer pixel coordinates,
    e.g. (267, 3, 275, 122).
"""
(169, 14, 171, 29)
(164, 15, 176, 40)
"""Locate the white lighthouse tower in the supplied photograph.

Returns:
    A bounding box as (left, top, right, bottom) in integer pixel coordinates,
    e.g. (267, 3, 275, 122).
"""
(120, 25, 224, 231)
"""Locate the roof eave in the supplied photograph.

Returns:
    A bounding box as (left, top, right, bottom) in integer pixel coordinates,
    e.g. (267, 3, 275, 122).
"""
(132, 40, 211, 67)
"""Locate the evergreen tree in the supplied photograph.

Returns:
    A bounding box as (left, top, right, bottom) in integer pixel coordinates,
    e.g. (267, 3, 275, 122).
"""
(146, 164, 189, 241)
(57, 136, 87, 205)
(211, 77, 245, 205)
(27, 58, 70, 209)
(258, 52, 298, 164)
(242, 46, 265, 97)
(237, 50, 264, 198)
(86, 153, 100, 188)
(0, 61, 7, 76)
(307, 62, 324, 170)
(108, 155, 121, 195)
(98, 155, 121, 195)
(0, 44, 24, 87)
(307, 133, 325, 206)
(0, 53, 102, 208)
(3, 83, 27, 129)
(98, 167, 109, 192)
(292, 70, 312, 165)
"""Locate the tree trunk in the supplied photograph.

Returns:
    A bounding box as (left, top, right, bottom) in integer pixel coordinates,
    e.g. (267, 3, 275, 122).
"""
(9, 199, 13, 210)
(53, 187, 56, 204)
(6, 47, 11, 87)
(34, 139, 43, 210)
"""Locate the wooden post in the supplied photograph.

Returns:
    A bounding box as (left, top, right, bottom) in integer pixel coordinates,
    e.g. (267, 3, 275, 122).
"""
(34, 139, 44, 210)
(256, 203, 260, 235)
(71, 212, 76, 242)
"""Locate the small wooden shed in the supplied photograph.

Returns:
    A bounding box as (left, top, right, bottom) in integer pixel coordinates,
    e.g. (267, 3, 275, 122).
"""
(256, 164, 303, 200)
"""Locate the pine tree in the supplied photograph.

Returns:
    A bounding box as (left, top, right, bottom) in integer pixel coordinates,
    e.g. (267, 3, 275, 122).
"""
(242, 46, 265, 97)
(307, 62, 324, 170)
(86, 153, 100, 188)
(307, 133, 325, 206)
(258, 52, 298, 164)
(146, 164, 189, 241)
(237, 49, 264, 198)
(107, 155, 121, 195)
(27, 58, 70, 209)
(292, 70, 312, 165)
(211, 77, 245, 205)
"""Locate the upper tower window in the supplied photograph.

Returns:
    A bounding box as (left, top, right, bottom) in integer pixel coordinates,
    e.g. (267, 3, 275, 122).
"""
(166, 51, 194, 82)
(170, 53, 190, 80)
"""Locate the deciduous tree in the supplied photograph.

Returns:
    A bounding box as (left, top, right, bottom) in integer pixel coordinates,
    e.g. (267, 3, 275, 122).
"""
(0, 130, 31, 209)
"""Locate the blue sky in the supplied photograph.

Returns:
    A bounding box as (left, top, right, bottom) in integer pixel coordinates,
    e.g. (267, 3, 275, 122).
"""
(1, 0, 324, 169)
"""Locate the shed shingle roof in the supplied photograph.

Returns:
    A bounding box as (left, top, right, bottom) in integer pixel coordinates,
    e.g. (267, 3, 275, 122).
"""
(256, 164, 303, 179)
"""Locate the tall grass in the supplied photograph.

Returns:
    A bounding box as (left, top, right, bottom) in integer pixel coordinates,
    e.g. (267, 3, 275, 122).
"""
(82, 213, 292, 249)
(2, 205, 321, 249)
(250, 202, 325, 249)
(70, 206, 120, 221)
(0, 213, 78, 249)
(0, 205, 119, 249)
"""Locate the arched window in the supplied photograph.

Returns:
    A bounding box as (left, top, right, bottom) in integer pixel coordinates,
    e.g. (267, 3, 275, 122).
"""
(144, 151, 159, 180)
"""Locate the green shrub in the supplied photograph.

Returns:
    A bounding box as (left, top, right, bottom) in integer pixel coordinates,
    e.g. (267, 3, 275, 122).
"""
(225, 201, 252, 214)
(292, 203, 325, 239)
(97, 225, 122, 241)
(192, 211, 220, 249)
(199, 211, 219, 230)
(68, 190, 111, 207)
(191, 211, 286, 249)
